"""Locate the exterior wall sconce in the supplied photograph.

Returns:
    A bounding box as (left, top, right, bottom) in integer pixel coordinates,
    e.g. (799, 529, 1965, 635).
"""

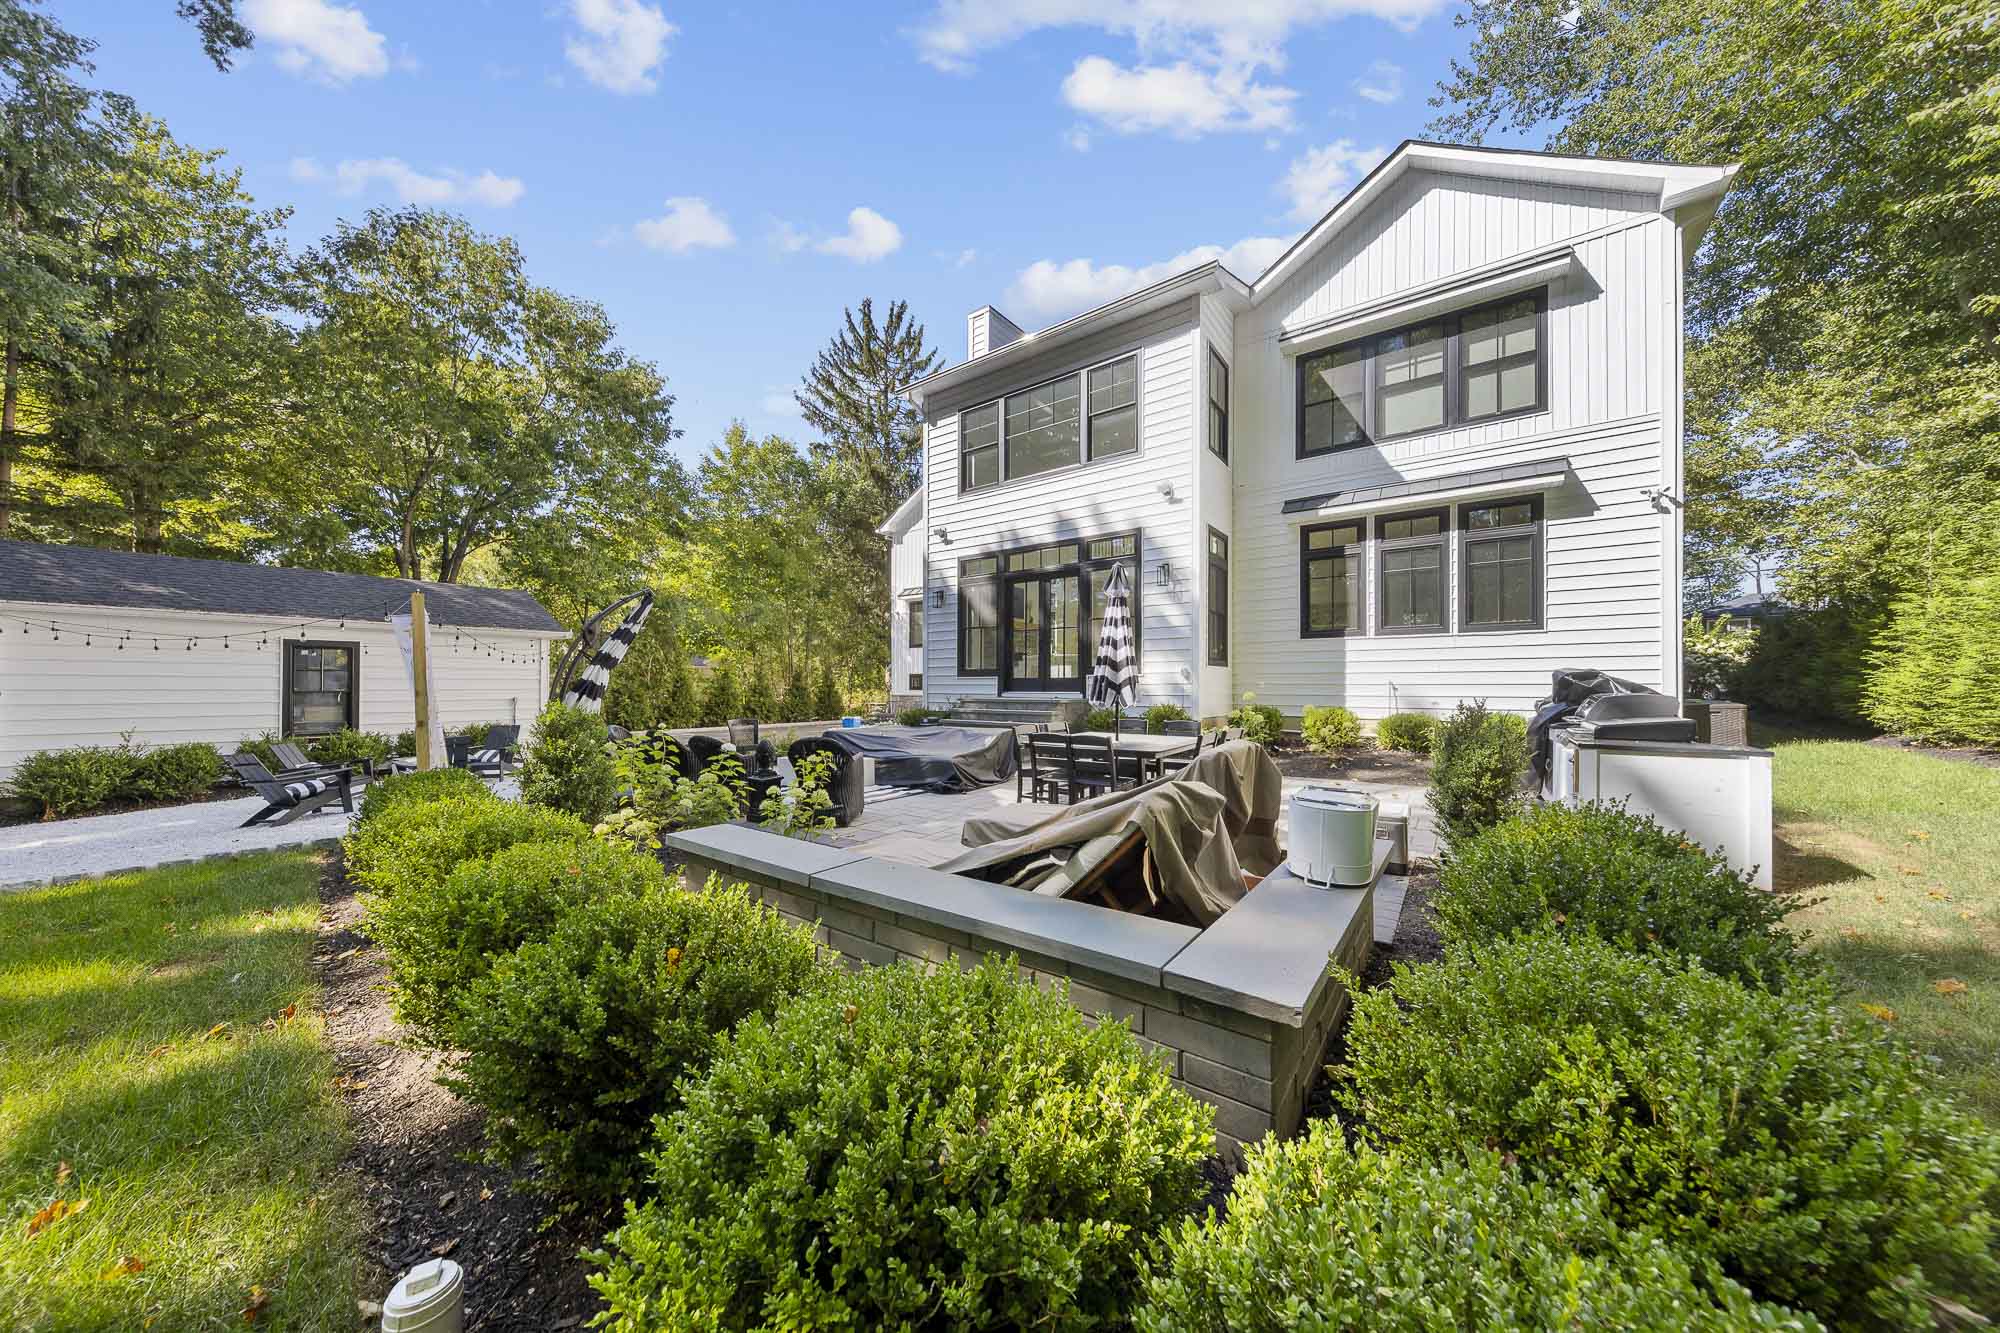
(932, 527, 951, 545)
(1156, 561, 1182, 595)
(930, 587, 946, 608)
(1158, 481, 1177, 502)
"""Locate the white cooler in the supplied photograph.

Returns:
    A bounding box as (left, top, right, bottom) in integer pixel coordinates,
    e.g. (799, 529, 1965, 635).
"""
(1287, 786, 1379, 886)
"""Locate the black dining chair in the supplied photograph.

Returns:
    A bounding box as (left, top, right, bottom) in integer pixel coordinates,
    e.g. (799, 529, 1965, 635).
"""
(1115, 715, 1148, 734)
(1066, 734, 1122, 803)
(1157, 727, 1213, 779)
(1020, 732, 1073, 805)
(727, 717, 760, 750)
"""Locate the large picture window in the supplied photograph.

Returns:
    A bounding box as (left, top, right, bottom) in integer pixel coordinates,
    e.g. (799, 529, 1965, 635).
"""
(1375, 508, 1448, 634)
(1207, 528, 1229, 664)
(1299, 522, 1363, 637)
(1296, 288, 1547, 456)
(958, 354, 1140, 492)
(1460, 495, 1543, 631)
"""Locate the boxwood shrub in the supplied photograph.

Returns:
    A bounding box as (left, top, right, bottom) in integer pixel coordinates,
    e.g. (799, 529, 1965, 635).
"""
(589, 956, 1214, 1329)
(1373, 711, 1437, 755)
(361, 838, 666, 1049)
(518, 701, 618, 823)
(448, 877, 826, 1204)
(1339, 935, 2000, 1328)
(344, 794, 590, 897)
(1427, 701, 1529, 852)
(1300, 705, 1362, 753)
(1433, 800, 1805, 985)
(1145, 703, 1191, 733)
(1137, 1121, 1817, 1332)
(353, 765, 492, 825)
(126, 742, 223, 802)
(4, 744, 141, 818)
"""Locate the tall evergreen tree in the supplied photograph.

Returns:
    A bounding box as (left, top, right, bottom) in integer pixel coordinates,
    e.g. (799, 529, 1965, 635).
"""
(699, 664, 739, 728)
(740, 659, 777, 722)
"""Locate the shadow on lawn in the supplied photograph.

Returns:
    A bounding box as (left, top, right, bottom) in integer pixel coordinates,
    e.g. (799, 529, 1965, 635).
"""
(1772, 828, 1873, 894)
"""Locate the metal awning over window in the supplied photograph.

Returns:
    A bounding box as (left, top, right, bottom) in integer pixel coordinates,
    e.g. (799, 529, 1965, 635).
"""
(1280, 456, 1573, 523)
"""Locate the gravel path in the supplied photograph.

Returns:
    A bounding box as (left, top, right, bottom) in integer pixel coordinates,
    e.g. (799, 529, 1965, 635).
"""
(0, 793, 356, 891)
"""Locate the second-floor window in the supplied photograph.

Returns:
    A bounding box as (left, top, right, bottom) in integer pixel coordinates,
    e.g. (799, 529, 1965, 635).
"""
(1207, 350, 1229, 461)
(959, 353, 1139, 492)
(1297, 288, 1547, 457)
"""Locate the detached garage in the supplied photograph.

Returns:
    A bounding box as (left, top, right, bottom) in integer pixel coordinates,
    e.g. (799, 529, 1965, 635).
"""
(0, 539, 568, 780)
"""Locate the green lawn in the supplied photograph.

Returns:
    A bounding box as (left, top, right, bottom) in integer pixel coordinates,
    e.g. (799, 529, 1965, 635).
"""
(0, 851, 363, 1331)
(1765, 726, 2000, 1125)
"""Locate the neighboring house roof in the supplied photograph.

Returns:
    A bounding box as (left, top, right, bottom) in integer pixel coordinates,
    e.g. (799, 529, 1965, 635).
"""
(904, 139, 1738, 412)
(876, 488, 924, 539)
(1702, 593, 1793, 620)
(0, 539, 565, 633)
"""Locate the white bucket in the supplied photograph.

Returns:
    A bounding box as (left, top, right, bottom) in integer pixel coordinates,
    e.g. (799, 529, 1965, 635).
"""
(382, 1258, 464, 1333)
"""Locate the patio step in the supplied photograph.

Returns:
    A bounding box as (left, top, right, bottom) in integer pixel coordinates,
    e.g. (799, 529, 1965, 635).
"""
(949, 697, 1074, 727)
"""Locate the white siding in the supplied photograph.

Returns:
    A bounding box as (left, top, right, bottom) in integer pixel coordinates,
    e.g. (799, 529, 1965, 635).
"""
(919, 302, 1204, 712)
(0, 601, 555, 777)
(1195, 291, 1237, 719)
(1230, 168, 1682, 720)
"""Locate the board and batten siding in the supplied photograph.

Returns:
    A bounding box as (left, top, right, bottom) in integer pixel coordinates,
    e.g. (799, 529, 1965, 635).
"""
(886, 519, 925, 703)
(0, 602, 555, 778)
(1228, 167, 1684, 719)
(919, 298, 1205, 711)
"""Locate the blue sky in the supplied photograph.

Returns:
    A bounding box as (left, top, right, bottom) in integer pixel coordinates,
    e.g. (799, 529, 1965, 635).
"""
(58, 0, 1512, 464)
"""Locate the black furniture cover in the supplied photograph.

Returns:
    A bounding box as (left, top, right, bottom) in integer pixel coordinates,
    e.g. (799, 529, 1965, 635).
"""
(1529, 669, 1681, 786)
(818, 724, 1018, 793)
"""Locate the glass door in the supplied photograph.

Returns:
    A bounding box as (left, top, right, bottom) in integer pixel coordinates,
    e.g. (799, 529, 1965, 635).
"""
(1003, 573, 1082, 693)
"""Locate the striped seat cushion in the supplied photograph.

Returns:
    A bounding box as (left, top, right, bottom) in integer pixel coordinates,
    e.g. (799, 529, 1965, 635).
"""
(281, 777, 330, 801)
(471, 748, 504, 764)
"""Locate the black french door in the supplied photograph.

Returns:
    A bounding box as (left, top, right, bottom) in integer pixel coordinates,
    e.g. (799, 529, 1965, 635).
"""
(1004, 573, 1082, 693)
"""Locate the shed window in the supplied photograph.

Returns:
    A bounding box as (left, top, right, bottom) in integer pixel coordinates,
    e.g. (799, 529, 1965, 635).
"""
(1375, 508, 1448, 634)
(284, 640, 359, 735)
(1461, 495, 1543, 630)
(1300, 522, 1362, 637)
(1005, 375, 1082, 480)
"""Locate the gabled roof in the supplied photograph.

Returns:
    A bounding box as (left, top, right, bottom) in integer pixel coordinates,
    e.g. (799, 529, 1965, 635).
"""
(876, 487, 924, 539)
(0, 539, 565, 633)
(1252, 140, 1739, 298)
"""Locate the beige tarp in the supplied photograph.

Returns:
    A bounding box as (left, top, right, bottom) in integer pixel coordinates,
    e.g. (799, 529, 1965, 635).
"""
(936, 740, 1285, 926)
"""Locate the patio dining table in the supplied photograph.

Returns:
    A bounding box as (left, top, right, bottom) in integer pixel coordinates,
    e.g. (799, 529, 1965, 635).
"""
(1068, 731, 1199, 783)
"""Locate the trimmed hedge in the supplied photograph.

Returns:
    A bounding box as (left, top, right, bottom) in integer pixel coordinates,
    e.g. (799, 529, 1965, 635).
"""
(361, 838, 665, 1049)
(1433, 801, 1805, 985)
(4, 740, 221, 818)
(353, 766, 492, 825)
(1373, 712, 1437, 755)
(1426, 701, 1529, 853)
(1300, 705, 1361, 753)
(343, 794, 590, 897)
(1137, 1121, 1818, 1332)
(449, 878, 827, 1203)
(1339, 935, 2000, 1329)
(127, 743, 224, 802)
(590, 957, 1214, 1329)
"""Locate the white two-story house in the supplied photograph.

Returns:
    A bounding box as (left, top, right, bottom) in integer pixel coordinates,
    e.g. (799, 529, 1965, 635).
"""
(885, 141, 1738, 725)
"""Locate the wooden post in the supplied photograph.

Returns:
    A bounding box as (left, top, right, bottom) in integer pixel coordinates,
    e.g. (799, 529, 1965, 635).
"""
(410, 590, 435, 772)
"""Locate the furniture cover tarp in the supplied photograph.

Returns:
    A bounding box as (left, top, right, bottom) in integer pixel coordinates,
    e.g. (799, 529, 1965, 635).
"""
(819, 724, 1018, 793)
(935, 740, 1284, 926)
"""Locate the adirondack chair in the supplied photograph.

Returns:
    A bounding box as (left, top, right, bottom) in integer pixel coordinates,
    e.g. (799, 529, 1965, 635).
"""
(225, 752, 355, 828)
(270, 741, 352, 782)
(448, 724, 521, 777)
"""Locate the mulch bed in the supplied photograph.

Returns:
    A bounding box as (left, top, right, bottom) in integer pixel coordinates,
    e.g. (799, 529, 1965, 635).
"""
(1271, 745, 1432, 787)
(313, 851, 607, 1331)
(1864, 735, 2000, 770)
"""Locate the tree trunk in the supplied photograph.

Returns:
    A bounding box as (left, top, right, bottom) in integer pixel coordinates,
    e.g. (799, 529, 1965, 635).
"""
(1, 337, 16, 539)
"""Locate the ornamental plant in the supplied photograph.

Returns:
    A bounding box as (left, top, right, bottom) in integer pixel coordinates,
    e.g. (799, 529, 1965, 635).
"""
(353, 765, 491, 825)
(1226, 692, 1285, 746)
(1426, 700, 1529, 853)
(125, 742, 224, 803)
(780, 664, 812, 722)
(812, 661, 843, 720)
(1373, 711, 1437, 754)
(1137, 1121, 1817, 1332)
(449, 878, 826, 1204)
(361, 837, 664, 1048)
(757, 748, 835, 838)
(1338, 935, 2000, 1329)
(518, 701, 618, 823)
(1434, 800, 1806, 985)
(1082, 706, 1120, 732)
(589, 957, 1214, 1330)
(1300, 705, 1362, 753)
(343, 794, 590, 898)
(303, 727, 395, 767)
(4, 743, 140, 818)
(1145, 703, 1191, 733)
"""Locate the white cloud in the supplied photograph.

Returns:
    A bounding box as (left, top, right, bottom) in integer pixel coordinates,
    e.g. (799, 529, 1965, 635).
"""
(912, 0, 1440, 74)
(244, 0, 388, 83)
(1060, 56, 1294, 136)
(1352, 58, 1402, 104)
(632, 197, 736, 253)
(1279, 138, 1388, 222)
(955, 247, 979, 268)
(771, 220, 811, 253)
(290, 156, 525, 206)
(816, 206, 903, 263)
(564, 0, 674, 94)
(1008, 235, 1293, 321)
(1063, 125, 1093, 152)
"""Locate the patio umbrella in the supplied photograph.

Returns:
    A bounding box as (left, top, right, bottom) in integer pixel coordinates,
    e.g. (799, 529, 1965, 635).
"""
(563, 590, 654, 713)
(1086, 563, 1138, 708)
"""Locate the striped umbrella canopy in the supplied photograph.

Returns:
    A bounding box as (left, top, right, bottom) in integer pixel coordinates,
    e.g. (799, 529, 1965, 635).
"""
(1086, 563, 1138, 708)
(563, 590, 654, 713)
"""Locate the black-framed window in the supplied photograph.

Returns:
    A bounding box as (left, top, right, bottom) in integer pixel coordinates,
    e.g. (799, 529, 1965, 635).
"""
(906, 597, 924, 649)
(1207, 350, 1229, 461)
(957, 555, 999, 676)
(1296, 288, 1548, 457)
(909, 672, 924, 691)
(958, 353, 1140, 493)
(283, 639, 359, 735)
(1376, 508, 1448, 634)
(1461, 494, 1544, 631)
(1300, 522, 1363, 637)
(1207, 528, 1229, 664)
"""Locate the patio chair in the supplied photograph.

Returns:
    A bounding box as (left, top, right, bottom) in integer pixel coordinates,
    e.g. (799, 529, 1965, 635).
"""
(1020, 733, 1074, 805)
(1156, 728, 1213, 779)
(785, 737, 864, 827)
(660, 735, 700, 781)
(1066, 734, 1123, 803)
(727, 717, 761, 749)
(268, 741, 350, 782)
(1115, 715, 1148, 734)
(225, 752, 355, 828)
(446, 735, 510, 778)
(686, 734, 727, 774)
(1161, 719, 1200, 735)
